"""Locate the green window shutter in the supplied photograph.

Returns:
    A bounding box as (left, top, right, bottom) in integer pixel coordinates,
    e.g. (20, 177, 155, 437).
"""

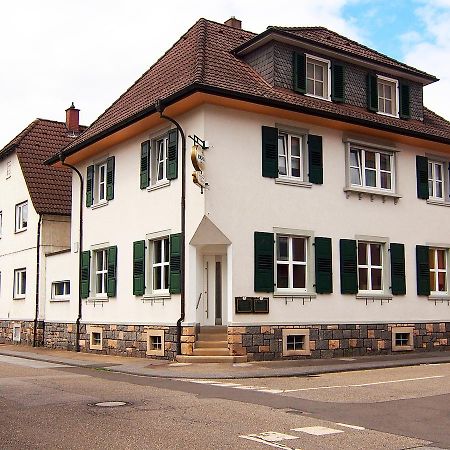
(308, 135, 323, 184)
(106, 156, 115, 201)
(331, 62, 345, 102)
(367, 73, 378, 112)
(133, 240, 145, 296)
(261, 126, 278, 178)
(140, 141, 150, 189)
(107, 245, 117, 297)
(340, 239, 358, 294)
(416, 245, 430, 296)
(254, 232, 274, 292)
(80, 250, 91, 299)
(315, 237, 333, 294)
(390, 243, 406, 295)
(169, 233, 182, 294)
(399, 82, 411, 119)
(416, 155, 429, 199)
(293, 52, 306, 94)
(86, 165, 94, 207)
(167, 129, 178, 180)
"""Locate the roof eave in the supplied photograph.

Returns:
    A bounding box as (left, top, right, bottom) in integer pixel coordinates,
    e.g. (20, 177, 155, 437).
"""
(234, 29, 438, 85)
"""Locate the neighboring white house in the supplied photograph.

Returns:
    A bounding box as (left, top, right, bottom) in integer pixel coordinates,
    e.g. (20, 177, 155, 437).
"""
(0, 107, 83, 347)
(40, 17, 450, 361)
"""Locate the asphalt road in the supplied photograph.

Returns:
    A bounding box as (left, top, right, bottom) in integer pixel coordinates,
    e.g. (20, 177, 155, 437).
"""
(0, 354, 449, 449)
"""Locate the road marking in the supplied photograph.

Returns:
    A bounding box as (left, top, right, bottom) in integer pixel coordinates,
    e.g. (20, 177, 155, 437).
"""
(240, 432, 302, 450)
(282, 375, 445, 392)
(335, 422, 365, 430)
(0, 355, 69, 369)
(292, 426, 344, 436)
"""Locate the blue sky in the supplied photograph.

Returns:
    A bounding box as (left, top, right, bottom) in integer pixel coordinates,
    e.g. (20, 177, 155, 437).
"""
(0, 0, 449, 148)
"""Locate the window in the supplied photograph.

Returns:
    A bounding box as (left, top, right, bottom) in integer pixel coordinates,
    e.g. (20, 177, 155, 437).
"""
(95, 249, 108, 297)
(349, 146, 394, 192)
(392, 326, 414, 351)
(282, 329, 310, 356)
(6, 161, 11, 179)
(88, 326, 103, 350)
(377, 76, 398, 117)
(14, 268, 26, 298)
(0, 211, 2, 238)
(276, 235, 307, 291)
(51, 281, 70, 300)
(357, 242, 383, 292)
(15, 201, 28, 232)
(428, 161, 445, 200)
(429, 248, 447, 294)
(306, 55, 330, 100)
(97, 162, 107, 203)
(278, 133, 303, 179)
(13, 324, 21, 343)
(151, 237, 169, 293)
(146, 329, 165, 356)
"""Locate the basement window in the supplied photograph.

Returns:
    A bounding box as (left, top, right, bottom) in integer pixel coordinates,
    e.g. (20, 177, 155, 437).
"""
(89, 327, 103, 350)
(392, 326, 414, 351)
(146, 329, 165, 356)
(13, 324, 21, 343)
(282, 329, 310, 356)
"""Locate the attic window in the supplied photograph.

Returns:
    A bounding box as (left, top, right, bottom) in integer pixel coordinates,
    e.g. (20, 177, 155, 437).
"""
(306, 55, 331, 101)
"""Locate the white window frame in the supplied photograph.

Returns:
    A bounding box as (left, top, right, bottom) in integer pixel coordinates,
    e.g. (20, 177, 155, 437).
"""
(51, 280, 71, 300)
(377, 75, 399, 118)
(150, 135, 168, 186)
(278, 132, 304, 180)
(282, 329, 310, 356)
(97, 162, 107, 203)
(356, 240, 386, 294)
(392, 326, 414, 352)
(88, 326, 103, 350)
(429, 247, 448, 295)
(428, 160, 445, 201)
(146, 329, 165, 356)
(13, 324, 21, 343)
(275, 235, 308, 293)
(15, 201, 28, 232)
(94, 249, 108, 297)
(6, 161, 11, 179)
(305, 54, 331, 101)
(14, 268, 26, 299)
(150, 237, 170, 295)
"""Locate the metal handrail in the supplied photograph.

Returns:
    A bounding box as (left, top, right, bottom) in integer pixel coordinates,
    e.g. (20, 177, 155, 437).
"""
(196, 292, 202, 310)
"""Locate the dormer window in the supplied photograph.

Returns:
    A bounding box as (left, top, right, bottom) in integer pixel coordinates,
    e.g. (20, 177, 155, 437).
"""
(377, 76, 399, 117)
(306, 55, 330, 100)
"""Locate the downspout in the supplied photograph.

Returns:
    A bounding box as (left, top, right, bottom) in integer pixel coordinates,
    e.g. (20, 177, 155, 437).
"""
(33, 215, 42, 347)
(156, 101, 186, 356)
(59, 154, 83, 352)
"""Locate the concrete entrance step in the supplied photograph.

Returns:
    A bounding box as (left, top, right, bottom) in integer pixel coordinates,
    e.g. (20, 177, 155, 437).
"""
(195, 340, 228, 349)
(199, 326, 227, 334)
(176, 355, 248, 363)
(193, 348, 230, 356)
(197, 333, 227, 342)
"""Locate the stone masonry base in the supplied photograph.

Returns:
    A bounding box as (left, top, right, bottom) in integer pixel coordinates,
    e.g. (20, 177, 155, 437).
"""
(0, 320, 44, 346)
(228, 323, 450, 361)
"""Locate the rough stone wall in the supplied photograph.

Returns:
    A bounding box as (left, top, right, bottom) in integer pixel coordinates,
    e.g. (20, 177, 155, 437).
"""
(0, 320, 43, 346)
(44, 322, 77, 350)
(246, 42, 424, 121)
(228, 322, 450, 361)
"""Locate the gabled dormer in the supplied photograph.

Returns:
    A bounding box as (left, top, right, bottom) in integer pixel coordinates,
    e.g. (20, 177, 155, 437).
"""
(237, 26, 438, 122)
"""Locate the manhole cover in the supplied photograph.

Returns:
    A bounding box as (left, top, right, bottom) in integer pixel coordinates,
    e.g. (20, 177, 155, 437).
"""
(90, 401, 129, 407)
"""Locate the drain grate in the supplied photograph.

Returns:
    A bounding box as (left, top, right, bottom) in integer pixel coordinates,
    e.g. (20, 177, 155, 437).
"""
(90, 401, 130, 407)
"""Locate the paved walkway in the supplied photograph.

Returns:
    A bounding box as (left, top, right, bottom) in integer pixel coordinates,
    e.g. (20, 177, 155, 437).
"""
(1, 344, 450, 379)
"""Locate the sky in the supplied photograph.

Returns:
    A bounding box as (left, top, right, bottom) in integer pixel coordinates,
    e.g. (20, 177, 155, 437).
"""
(1, 0, 449, 148)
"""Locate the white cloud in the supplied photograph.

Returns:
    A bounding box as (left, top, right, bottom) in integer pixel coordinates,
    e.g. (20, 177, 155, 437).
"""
(402, 1, 450, 119)
(0, 0, 363, 147)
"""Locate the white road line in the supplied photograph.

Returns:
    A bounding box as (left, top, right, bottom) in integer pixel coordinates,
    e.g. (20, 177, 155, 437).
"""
(336, 423, 366, 430)
(240, 433, 301, 450)
(282, 375, 445, 392)
(292, 426, 344, 436)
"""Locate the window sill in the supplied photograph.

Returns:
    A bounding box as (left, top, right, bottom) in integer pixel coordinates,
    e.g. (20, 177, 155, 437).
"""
(15, 228, 27, 234)
(143, 293, 171, 300)
(50, 298, 70, 303)
(147, 180, 171, 192)
(91, 201, 109, 210)
(274, 292, 316, 299)
(356, 293, 392, 302)
(275, 178, 312, 188)
(344, 187, 401, 203)
(305, 93, 331, 102)
(13, 296, 26, 301)
(86, 296, 109, 304)
(428, 294, 450, 301)
(426, 199, 450, 207)
(376, 111, 399, 119)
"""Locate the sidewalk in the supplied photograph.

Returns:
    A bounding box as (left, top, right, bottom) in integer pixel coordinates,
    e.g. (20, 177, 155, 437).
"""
(1, 343, 450, 379)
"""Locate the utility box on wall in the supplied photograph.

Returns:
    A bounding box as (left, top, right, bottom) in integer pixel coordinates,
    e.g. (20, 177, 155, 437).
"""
(235, 297, 269, 313)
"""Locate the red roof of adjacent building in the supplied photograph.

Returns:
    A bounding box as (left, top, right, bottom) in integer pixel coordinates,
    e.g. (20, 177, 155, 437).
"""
(53, 19, 450, 162)
(0, 119, 86, 215)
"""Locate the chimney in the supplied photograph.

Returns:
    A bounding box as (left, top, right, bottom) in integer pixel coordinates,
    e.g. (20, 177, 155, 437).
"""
(224, 17, 241, 29)
(65, 102, 80, 133)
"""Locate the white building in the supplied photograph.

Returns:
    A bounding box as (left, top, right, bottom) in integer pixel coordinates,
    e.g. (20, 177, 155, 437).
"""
(41, 17, 450, 361)
(0, 107, 82, 347)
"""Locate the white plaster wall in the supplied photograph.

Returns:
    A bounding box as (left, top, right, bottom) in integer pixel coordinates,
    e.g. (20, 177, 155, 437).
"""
(0, 153, 39, 321)
(70, 108, 206, 325)
(202, 103, 450, 325)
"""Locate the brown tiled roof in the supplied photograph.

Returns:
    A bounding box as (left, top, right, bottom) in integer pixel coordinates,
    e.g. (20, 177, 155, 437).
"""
(1, 119, 86, 215)
(57, 19, 449, 160)
(258, 26, 437, 81)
